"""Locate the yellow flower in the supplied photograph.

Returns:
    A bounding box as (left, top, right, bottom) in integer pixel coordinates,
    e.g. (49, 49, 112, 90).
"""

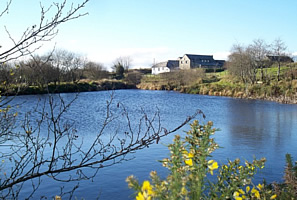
(247, 165, 255, 171)
(246, 186, 250, 193)
(182, 150, 188, 155)
(181, 186, 187, 195)
(256, 183, 264, 190)
(55, 196, 62, 200)
(233, 191, 239, 197)
(183, 150, 194, 158)
(137, 180, 154, 200)
(141, 181, 153, 195)
(136, 192, 145, 200)
(182, 150, 194, 165)
(208, 160, 218, 175)
(184, 151, 194, 166)
(136, 191, 152, 200)
(270, 194, 277, 199)
(185, 158, 193, 166)
(251, 187, 260, 199)
(233, 192, 242, 200)
(238, 189, 245, 195)
(188, 152, 194, 158)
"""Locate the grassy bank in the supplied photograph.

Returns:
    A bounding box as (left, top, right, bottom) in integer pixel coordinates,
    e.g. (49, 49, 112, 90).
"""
(183, 79, 297, 104)
(137, 66, 297, 104)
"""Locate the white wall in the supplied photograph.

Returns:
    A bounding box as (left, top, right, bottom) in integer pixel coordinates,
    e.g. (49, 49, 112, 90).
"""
(152, 67, 170, 75)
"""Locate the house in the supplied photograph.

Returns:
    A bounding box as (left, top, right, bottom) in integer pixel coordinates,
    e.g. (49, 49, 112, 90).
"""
(151, 54, 225, 75)
(266, 55, 294, 63)
(151, 60, 179, 75)
(179, 54, 225, 70)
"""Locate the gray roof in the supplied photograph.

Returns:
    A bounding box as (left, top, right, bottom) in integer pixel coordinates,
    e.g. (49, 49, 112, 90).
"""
(152, 61, 167, 68)
(185, 54, 214, 61)
(167, 60, 179, 69)
(152, 60, 179, 69)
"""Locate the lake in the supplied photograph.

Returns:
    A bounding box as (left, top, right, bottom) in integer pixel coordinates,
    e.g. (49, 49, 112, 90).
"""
(4, 89, 297, 199)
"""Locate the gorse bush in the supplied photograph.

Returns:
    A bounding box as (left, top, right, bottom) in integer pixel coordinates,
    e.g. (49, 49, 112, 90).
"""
(127, 120, 279, 200)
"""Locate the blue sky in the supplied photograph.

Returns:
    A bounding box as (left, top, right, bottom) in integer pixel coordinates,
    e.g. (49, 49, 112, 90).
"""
(1, 0, 297, 69)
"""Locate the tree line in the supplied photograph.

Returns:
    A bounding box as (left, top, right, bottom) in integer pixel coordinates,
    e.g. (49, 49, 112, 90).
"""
(0, 49, 141, 91)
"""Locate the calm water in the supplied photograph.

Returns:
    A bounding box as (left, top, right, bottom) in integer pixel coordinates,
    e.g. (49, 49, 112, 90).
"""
(6, 90, 297, 199)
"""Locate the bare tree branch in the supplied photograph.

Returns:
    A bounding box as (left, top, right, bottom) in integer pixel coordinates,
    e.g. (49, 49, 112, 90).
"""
(0, 0, 11, 18)
(0, 0, 89, 64)
(0, 92, 203, 198)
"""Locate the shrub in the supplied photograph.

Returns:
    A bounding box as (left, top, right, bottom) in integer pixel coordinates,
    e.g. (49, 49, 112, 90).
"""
(126, 120, 278, 200)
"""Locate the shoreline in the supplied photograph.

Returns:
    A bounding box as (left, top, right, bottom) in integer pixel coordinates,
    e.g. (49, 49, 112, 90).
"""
(136, 83, 297, 105)
(2, 81, 296, 105)
(1, 80, 136, 96)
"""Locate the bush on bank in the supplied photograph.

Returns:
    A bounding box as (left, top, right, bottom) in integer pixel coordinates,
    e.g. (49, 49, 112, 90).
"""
(127, 120, 296, 200)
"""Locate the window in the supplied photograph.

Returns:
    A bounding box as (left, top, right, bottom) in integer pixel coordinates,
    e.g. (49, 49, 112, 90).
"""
(185, 61, 188, 64)
(158, 68, 160, 71)
(162, 67, 164, 70)
(181, 61, 183, 64)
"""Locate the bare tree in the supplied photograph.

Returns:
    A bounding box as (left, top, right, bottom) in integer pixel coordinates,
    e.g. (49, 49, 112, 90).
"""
(227, 43, 255, 84)
(271, 38, 287, 81)
(0, 62, 14, 85)
(248, 39, 270, 82)
(112, 56, 132, 72)
(83, 61, 108, 80)
(50, 49, 85, 83)
(0, 0, 89, 64)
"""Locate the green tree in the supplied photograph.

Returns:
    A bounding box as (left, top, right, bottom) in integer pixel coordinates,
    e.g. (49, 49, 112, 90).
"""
(115, 63, 125, 79)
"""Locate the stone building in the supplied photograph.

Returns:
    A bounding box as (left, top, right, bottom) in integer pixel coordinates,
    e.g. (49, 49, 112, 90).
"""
(151, 54, 225, 75)
(179, 54, 225, 70)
